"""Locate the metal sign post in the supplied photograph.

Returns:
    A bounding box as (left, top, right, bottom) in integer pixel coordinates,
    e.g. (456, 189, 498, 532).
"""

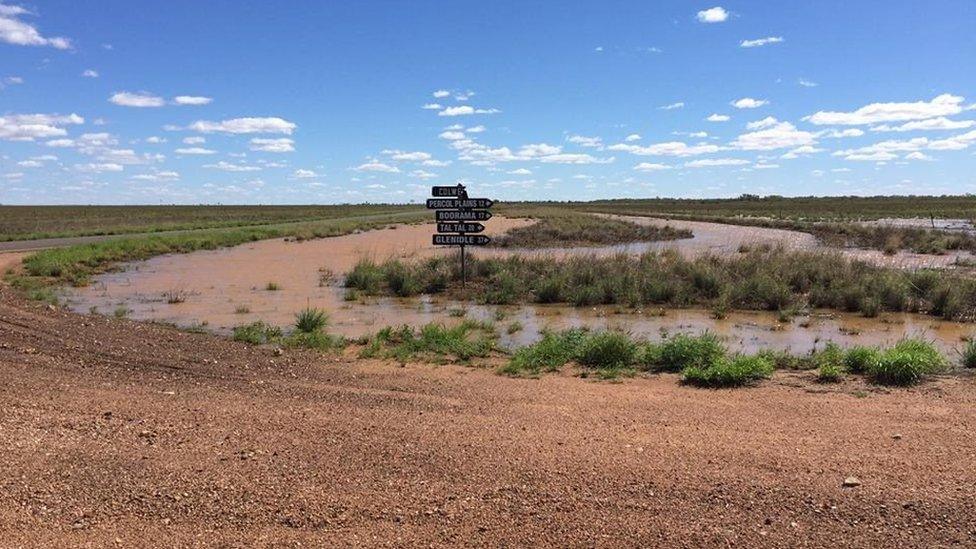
(427, 183, 493, 288)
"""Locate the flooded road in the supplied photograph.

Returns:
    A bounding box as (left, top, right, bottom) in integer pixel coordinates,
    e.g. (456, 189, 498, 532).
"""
(64, 217, 974, 355)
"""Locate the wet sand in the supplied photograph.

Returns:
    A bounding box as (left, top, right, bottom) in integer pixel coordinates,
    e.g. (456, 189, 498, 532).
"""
(64, 218, 975, 355)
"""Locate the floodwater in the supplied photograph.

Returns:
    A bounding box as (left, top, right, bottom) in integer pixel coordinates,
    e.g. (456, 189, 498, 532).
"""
(64, 216, 975, 355)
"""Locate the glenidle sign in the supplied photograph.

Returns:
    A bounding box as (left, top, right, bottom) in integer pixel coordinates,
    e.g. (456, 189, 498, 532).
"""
(427, 183, 492, 287)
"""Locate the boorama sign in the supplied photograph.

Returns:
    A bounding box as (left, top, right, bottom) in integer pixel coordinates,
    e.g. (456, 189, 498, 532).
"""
(426, 183, 493, 287)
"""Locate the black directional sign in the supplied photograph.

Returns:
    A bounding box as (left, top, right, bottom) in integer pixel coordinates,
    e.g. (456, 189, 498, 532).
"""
(431, 185, 467, 197)
(433, 234, 491, 246)
(435, 210, 492, 222)
(426, 198, 494, 209)
(437, 222, 485, 233)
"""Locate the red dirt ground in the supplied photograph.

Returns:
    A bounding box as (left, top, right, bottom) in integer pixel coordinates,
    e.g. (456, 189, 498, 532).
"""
(1, 287, 974, 547)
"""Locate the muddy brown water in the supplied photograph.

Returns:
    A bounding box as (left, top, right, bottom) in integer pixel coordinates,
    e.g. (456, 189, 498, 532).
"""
(63, 217, 974, 356)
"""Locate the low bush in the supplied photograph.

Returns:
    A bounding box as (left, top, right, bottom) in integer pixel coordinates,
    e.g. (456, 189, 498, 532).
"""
(576, 331, 637, 369)
(647, 332, 726, 372)
(867, 339, 948, 385)
(681, 355, 774, 388)
(844, 346, 882, 374)
(963, 339, 976, 369)
(500, 329, 587, 376)
(361, 321, 496, 363)
(295, 307, 329, 333)
(233, 322, 282, 345)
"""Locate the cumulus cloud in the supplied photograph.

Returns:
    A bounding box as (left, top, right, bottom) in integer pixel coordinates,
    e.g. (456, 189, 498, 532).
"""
(250, 137, 295, 152)
(567, 135, 603, 148)
(706, 114, 730, 122)
(0, 112, 84, 141)
(659, 102, 685, 110)
(696, 6, 728, 23)
(182, 136, 205, 145)
(804, 94, 965, 125)
(432, 90, 450, 98)
(188, 117, 296, 134)
(0, 4, 71, 49)
(422, 103, 442, 110)
(624, 133, 641, 142)
(175, 147, 216, 155)
(740, 36, 783, 48)
(409, 169, 437, 180)
(293, 169, 318, 178)
(383, 149, 431, 161)
(75, 162, 123, 173)
(732, 120, 816, 151)
(132, 171, 180, 182)
(608, 141, 721, 157)
(110, 91, 165, 108)
(870, 117, 975, 132)
(82, 69, 99, 78)
(438, 105, 500, 116)
(204, 161, 261, 172)
(353, 161, 400, 173)
(685, 158, 750, 168)
(731, 97, 768, 109)
(633, 162, 671, 171)
(173, 95, 213, 106)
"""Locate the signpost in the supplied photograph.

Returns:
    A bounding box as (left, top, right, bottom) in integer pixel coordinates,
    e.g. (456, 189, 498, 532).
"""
(427, 183, 492, 288)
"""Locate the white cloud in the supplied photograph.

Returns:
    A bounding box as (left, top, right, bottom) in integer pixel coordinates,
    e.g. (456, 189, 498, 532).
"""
(745, 116, 779, 130)
(805, 94, 965, 125)
(732, 120, 816, 151)
(132, 171, 179, 182)
(706, 113, 730, 122)
(608, 141, 721, 157)
(0, 112, 84, 141)
(75, 162, 123, 173)
(798, 79, 818, 88)
(518, 143, 562, 157)
(383, 149, 431, 161)
(624, 133, 641, 142)
(870, 117, 975, 133)
(173, 95, 213, 106)
(731, 97, 768, 109)
(250, 137, 295, 152)
(17, 159, 42, 168)
(466, 125, 486, 133)
(353, 161, 400, 173)
(538, 153, 613, 164)
(819, 128, 865, 138)
(82, 69, 99, 78)
(438, 130, 466, 140)
(421, 103, 442, 110)
(145, 136, 166, 144)
(508, 168, 532, 175)
(633, 162, 671, 171)
(433, 90, 450, 98)
(659, 102, 685, 110)
(422, 159, 451, 167)
(696, 6, 729, 23)
(204, 161, 261, 172)
(174, 147, 216, 155)
(293, 169, 318, 179)
(182, 136, 205, 145)
(189, 117, 296, 134)
(905, 151, 933, 161)
(0, 5, 71, 49)
(110, 91, 166, 108)
(438, 105, 500, 117)
(409, 169, 437, 180)
(685, 158, 750, 168)
(740, 36, 783, 48)
(567, 135, 603, 148)
(780, 145, 824, 159)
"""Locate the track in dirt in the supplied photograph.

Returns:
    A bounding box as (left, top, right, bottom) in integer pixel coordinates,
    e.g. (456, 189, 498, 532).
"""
(1, 287, 975, 547)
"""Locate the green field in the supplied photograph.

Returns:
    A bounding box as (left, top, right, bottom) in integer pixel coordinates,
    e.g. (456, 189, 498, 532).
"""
(0, 204, 424, 241)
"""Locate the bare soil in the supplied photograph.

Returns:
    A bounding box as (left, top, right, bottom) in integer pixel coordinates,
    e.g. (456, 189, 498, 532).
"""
(2, 287, 975, 547)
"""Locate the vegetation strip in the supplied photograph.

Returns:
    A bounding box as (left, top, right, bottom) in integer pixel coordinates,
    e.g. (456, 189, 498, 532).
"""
(344, 248, 976, 321)
(491, 211, 691, 248)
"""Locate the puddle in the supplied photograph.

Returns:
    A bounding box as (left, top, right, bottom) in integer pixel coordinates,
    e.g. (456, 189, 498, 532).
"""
(63, 217, 975, 355)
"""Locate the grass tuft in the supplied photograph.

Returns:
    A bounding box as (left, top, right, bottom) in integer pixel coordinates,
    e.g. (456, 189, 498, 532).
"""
(294, 307, 329, 333)
(681, 355, 774, 388)
(867, 338, 948, 386)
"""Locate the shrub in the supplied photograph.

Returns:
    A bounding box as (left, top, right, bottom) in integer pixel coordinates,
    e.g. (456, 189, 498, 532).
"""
(575, 331, 637, 369)
(284, 330, 344, 351)
(265, 281, 282, 291)
(363, 321, 497, 363)
(294, 307, 328, 333)
(233, 321, 282, 345)
(501, 329, 587, 376)
(961, 338, 976, 369)
(344, 259, 384, 294)
(651, 332, 726, 372)
(844, 346, 881, 374)
(682, 355, 774, 388)
(815, 343, 845, 382)
(868, 339, 948, 385)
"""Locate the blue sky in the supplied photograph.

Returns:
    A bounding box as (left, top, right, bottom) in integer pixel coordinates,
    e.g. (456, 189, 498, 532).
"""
(1, 1, 975, 205)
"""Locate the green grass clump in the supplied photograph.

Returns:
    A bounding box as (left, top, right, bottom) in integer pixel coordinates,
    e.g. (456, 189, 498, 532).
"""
(492, 211, 692, 248)
(575, 331, 637, 369)
(360, 321, 496, 363)
(647, 332, 726, 372)
(962, 339, 976, 369)
(265, 281, 282, 291)
(867, 339, 948, 385)
(284, 330, 345, 351)
(232, 322, 282, 345)
(295, 307, 329, 333)
(681, 355, 774, 388)
(500, 328, 587, 377)
(844, 346, 882, 374)
(815, 342, 845, 382)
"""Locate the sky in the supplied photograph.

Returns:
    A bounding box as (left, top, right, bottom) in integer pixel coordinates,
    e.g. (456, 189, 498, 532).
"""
(1, 0, 975, 205)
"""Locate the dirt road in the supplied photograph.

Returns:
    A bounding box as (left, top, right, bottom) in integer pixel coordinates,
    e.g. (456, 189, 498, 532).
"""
(1, 288, 975, 547)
